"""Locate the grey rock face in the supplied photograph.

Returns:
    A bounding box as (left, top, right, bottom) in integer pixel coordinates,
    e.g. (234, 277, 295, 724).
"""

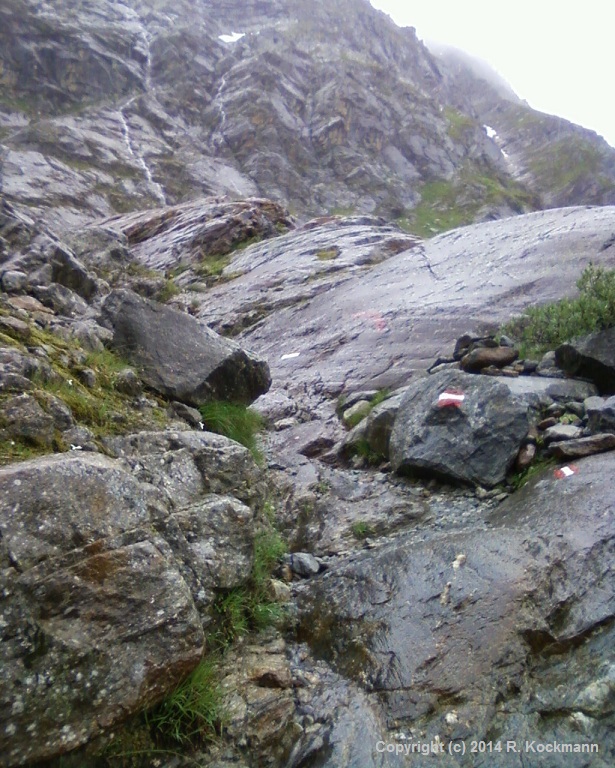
(297, 451, 615, 767)
(216, 206, 615, 403)
(556, 327, 615, 394)
(587, 395, 615, 434)
(390, 370, 528, 487)
(0, 429, 268, 766)
(100, 196, 294, 272)
(102, 430, 267, 513)
(0, 454, 204, 765)
(2, 0, 614, 229)
(100, 289, 271, 406)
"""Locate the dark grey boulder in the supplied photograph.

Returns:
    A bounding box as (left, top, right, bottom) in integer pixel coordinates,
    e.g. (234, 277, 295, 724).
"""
(100, 289, 271, 406)
(390, 370, 528, 487)
(586, 395, 615, 434)
(555, 327, 615, 394)
(290, 552, 322, 577)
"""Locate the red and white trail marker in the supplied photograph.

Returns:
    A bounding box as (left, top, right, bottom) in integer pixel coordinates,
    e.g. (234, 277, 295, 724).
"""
(554, 465, 579, 480)
(438, 390, 466, 408)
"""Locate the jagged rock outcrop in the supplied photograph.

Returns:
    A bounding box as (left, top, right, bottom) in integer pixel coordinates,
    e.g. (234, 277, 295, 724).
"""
(1, 0, 614, 231)
(100, 289, 271, 405)
(0, 433, 267, 766)
(98, 196, 294, 271)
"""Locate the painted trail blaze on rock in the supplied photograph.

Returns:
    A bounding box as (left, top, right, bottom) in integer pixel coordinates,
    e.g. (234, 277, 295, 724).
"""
(554, 464, 579, 479)
(437, 389, 465, 408)
(390, 370, 528, 487)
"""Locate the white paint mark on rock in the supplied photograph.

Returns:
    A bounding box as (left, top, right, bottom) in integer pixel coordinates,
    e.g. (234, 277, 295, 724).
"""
(438, 390, 465, 408)
(554, 464, 578, 479)
(219, 32, 245, 43)
(281, 352, 301, 360)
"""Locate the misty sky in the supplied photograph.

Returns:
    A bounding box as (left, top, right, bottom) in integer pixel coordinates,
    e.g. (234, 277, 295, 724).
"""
(369, 1, 615, 148)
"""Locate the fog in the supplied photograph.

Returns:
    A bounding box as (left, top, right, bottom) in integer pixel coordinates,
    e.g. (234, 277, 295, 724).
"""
(369, 0, 615, 147)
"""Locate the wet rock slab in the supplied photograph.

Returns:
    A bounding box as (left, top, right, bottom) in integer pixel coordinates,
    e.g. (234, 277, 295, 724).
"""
(296, 451, 615, 766)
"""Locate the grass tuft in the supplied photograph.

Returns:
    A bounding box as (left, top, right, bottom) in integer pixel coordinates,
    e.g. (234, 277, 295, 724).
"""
(199, 400, 265, 461)
(145, 657, 224, 746)
(351, 521, 376, 540)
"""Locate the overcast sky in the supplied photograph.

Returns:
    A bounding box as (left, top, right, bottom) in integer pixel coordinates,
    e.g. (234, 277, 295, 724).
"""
(369, 1, 615, 148)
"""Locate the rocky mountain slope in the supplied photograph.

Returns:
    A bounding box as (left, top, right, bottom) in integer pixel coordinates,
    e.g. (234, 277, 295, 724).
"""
(1, 1, 615, 767)
(1, 0, 615, 233)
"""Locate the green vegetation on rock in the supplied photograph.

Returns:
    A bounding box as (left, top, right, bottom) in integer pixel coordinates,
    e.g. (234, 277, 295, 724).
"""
(145, 657, 225, 747)
(213, 527, 288, 648)
(444, 107, 475, 141)
(400, 165, 537, 238)
(351, 520, 376, 539)
(0, 327, 168, 465)
(316, 248, 339, 261)
(528, 136, 614, 196)
(199, 400, 265, 461)
(502, 264, 615, 356)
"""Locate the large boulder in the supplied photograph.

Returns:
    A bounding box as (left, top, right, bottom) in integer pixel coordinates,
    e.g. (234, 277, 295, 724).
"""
(0, 454, 204, 766)
(297, 451, 615, 767)
(390, 370, 528, 487)
(555, 327, 615, 394)
(100, 289, 271, 406)
(0, 432, 265, 766)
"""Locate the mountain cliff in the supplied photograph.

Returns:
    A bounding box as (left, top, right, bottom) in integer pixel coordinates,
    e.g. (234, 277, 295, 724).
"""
(2, 0, 615, 232)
